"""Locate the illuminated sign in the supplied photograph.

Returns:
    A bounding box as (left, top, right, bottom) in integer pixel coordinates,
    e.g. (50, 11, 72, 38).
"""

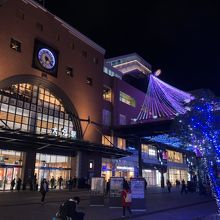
(116, 166, 134, 171)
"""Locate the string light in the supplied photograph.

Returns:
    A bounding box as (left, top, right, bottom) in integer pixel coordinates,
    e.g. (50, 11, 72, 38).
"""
(174, 92, 220, 213)
(137, 75, 194, 121)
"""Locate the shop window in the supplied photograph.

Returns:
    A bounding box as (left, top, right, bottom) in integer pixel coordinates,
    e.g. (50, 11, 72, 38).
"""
(10, 38, 21, 52)
(119, 91, 136, 107)
(167, 150, 183, 163)
(103, 86, 112, 102)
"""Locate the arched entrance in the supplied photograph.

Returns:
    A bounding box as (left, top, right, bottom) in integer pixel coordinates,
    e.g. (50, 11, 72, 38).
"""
(0, 75, 82, 137)
(0, 75, 82, 190)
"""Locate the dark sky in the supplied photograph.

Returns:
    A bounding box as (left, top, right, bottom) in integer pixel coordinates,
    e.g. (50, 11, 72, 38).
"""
(43, 1, 220, 96)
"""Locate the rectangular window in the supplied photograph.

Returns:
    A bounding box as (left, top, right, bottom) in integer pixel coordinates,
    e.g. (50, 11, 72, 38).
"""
(82, 50, 87, 58)
(65, 66, 73, 77)
(119, 91, 136, 107)
(167, 150, 183, 163)
(119, 114, 126, 125)
(117, 138, 126, 150)
(86, 77, 93, 86)
(141, 144, 148, 153)
(103, 86, 112, 102)
(93, 57, 98, 64)
(149, 148, 156, 156)
(102, 135, 113, 147)
(36, 22, 43, 31)
(102, 109, 111, 126)
(10, 38, 21, 52)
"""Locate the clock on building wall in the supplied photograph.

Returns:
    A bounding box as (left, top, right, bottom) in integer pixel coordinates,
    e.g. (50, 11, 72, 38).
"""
(32, 39, 59, 77)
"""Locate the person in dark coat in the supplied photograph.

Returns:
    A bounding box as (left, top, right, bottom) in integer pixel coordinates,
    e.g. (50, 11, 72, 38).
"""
(16, 177, 22, 192)
(40, 178, 49, 204)
(181, 179, 187, 194)
(166, 180, 172, 193)
(10, 178, 15, 191)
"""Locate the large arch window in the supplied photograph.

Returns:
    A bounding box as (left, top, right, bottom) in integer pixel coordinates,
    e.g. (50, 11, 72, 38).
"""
(0, 83, 78, 138)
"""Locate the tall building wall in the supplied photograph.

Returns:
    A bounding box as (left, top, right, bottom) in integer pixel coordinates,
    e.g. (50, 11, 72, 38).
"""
(0, 0, 105, 143)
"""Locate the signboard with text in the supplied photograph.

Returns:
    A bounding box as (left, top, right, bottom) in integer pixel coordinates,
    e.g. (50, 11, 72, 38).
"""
(131, 178, 146, 211)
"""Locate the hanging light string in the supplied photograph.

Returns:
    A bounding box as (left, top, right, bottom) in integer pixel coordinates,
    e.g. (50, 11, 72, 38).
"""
(137, 75, 194, 121)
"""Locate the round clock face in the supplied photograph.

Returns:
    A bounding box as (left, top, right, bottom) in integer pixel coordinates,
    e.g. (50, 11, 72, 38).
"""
(37, 48, 56, 70)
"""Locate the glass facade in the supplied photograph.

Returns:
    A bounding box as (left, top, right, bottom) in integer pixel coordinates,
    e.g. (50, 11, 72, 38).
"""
(35, 153, 71, 189)
(167, 168, 188, 185)
(0, 149, 23, 190)
(0, 83, 78, 138)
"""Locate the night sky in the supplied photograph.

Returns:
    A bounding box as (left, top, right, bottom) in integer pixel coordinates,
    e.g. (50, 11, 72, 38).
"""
(42, 1, 220, 96)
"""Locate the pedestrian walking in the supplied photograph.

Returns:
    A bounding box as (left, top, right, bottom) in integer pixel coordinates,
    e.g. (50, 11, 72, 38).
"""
(68, 177, 74, 192)
(181, 179, 187, 194)
(16, 177, 22, 192)
(50, 176, 56, 189)
(106, 179, 110, 195)
(166, 179, 172, 193)
(40, 178, 49, 204)
(121, 185, 132, 218)
(58, 176, 63, 190)
(10, 178, 15, 191)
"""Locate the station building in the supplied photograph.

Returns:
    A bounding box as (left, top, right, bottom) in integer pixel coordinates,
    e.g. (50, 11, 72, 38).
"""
(0, 0, 130, 190)
(0, 0, 196, 190)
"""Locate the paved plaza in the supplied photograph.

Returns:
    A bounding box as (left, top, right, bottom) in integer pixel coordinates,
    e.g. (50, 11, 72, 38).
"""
(0, 187, 218, 220)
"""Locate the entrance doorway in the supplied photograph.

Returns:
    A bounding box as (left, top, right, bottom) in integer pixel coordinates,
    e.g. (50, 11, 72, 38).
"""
(0, 166, 22, 190)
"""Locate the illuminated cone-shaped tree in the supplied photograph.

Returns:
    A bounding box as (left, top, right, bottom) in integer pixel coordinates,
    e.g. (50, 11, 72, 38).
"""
(173, 89, 220, 213)
(137, 74, 193, 121)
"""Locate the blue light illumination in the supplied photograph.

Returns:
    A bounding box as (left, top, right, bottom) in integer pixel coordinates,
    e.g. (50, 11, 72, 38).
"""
(144, 134, 186, 149)
(175, 93, 220, 213)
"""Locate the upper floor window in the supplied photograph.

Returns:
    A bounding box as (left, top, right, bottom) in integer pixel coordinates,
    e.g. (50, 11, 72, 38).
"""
(86, 77, 93, 86)
(141, 144, 148, 153)
(141, 144, 157, 159)
(102, 135, 113, 147)
(102, 109, 111, 126)
(10, 38, 21, 52)
(119, 114, 126, 125)
(103, 86, 112, 102)
(167, 150, 183, 163)
(119, 91, 136, 107)
(117, 138, 126, 150)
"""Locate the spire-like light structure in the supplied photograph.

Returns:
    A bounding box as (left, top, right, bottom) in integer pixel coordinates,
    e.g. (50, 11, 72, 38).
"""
(137, 75, 194, 121)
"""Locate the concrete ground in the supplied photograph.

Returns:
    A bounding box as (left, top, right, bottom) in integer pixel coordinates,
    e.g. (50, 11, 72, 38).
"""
(0, 187, 218, 220)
